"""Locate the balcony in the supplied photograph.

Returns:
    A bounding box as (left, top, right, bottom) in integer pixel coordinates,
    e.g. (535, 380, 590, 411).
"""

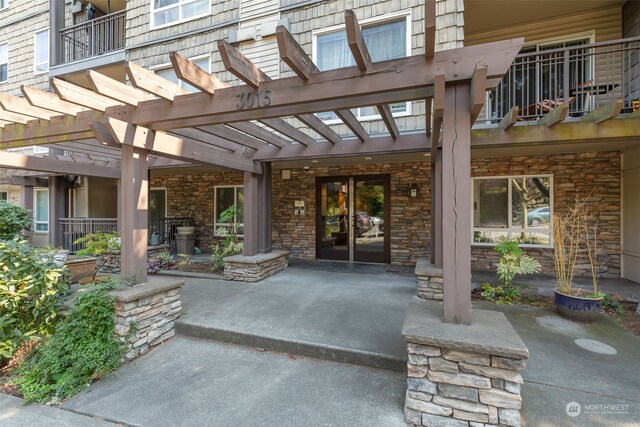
(59, 10, 126, 64)
(481, 36, 640, 124)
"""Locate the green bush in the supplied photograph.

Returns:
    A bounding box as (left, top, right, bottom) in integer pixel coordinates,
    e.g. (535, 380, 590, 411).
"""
(73, 232, 120, 280)
(211, 205, 244, 272)
(480, 282, 521, 305)
(15, 288, 122, 404)
(0, 200, 32, 240)
(0, 240, 68, 359)
(494, 237, 541, 287)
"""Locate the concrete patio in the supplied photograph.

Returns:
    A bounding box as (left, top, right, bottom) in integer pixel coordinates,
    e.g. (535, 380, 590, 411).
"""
(2, 265, 638, 426)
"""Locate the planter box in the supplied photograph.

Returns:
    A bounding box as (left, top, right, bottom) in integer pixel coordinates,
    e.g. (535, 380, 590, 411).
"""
(554, 289, 603, 321)
(65, 257, 98, 283)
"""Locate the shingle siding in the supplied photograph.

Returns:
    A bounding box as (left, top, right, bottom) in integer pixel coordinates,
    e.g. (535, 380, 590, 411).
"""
(0, 0, 49, 95)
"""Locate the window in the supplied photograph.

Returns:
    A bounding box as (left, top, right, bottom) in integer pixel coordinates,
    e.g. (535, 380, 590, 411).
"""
(34, 29, 49, 74)
(313, 12, 411, 121)
(34, 188, 49, 233)
(151, 0, 209, 29)
(0, 0, 7, 10)
(214, 186, 244, 236)
(0, 43, 8, 83)
(149, 188, 167, 222)
(155, 56, 210, 93)
(0, 191, 7, 201)
(472, 176, 553, 247)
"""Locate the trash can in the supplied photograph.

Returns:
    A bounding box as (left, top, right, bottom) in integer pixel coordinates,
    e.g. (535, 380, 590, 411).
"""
(175, 233, 195, 255)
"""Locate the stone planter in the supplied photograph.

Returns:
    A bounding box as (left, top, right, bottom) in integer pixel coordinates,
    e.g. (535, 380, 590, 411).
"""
(64, 256, 98, 283)
(553, 289, 603, 321)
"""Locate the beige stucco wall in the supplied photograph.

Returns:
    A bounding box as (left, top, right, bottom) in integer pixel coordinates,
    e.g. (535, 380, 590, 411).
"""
(622, 145, 640, 283)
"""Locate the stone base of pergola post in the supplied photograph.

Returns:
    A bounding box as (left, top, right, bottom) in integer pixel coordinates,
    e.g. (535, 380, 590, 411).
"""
(415, 257, 444, 301)
(224, 250, 289, 282)
(402, 303, 529, 427)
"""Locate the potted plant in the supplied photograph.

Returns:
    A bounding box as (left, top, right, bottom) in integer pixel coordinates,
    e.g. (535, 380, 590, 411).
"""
(72, 232, 121, 284)
(552, 195, 603, 321)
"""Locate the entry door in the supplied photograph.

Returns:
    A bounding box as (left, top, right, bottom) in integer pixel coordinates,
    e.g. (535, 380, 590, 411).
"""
(316, 175, 390, 263)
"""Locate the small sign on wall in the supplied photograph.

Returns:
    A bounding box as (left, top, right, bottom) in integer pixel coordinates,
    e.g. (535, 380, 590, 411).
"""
(294, 200, 305, 215)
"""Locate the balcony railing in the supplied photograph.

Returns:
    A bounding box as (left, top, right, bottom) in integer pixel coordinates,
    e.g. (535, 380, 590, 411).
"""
(484, 36, 640, 123)
(59, 10, 126, 64)
(60, 216, 194, 253)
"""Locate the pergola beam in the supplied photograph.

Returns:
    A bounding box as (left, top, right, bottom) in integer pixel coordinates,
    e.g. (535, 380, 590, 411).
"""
(251, 132, 427, 161)
(198, 125, 265, 150)
(0, 150, 120, 178)
(498, 106, 519, 130)
(227, 122, 287, 148)
(221, 37, 346, 144)
(125, 61, 189, 101)
(470, 62, 488, 122)
(537, 103, 569, 127)
(425, 0, 436, 60)
(581, 99, 623, 123)
(345, 10, 372, 72)
(21, 86, 88, 116)
(86, 70, 157, 106)
(276, 26, 317, 81)
(170, 127, 237, 153)
(170, 51, 227, 95)
(99, 118, 262, 174)
(377, 104, 400, 140)
(51, 78, 123, 112)
(259, 118, 315, 146)
(0, 93, 57, 120)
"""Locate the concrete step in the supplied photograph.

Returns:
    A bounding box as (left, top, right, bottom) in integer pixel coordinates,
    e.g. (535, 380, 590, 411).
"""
(175, 321, 407, 372)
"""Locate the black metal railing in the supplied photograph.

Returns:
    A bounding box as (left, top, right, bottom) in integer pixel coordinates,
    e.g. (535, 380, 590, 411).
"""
(149, 217, 194, 251)
(59, 10, 126, 64)
(484, 36, 640, 122)
(60, 218, 118, 252)
(60, 216, 194, 253)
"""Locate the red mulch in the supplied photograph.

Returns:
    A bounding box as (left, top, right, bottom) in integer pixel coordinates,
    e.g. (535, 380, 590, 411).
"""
(0, 340, 38, 398)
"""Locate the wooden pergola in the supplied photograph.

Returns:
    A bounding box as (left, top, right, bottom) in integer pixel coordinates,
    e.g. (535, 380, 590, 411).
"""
(0, 3, 524, 324)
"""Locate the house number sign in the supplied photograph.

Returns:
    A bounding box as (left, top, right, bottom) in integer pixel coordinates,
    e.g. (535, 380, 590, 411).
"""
(236, 89, 272, 109)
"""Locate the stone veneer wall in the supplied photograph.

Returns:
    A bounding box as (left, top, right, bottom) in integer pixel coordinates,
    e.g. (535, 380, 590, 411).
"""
(405, 344, 526, 427)
(471, 151, 621, 278)
(112, 280, 183, 361)
(152, 162, 431, 266)
(271, 162, 431, 265)
(151, 171, 243, 251)
(224, 250, 289, 282)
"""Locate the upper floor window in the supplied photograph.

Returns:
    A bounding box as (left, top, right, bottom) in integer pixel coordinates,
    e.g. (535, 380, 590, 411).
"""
(34, 29, 49, 74)
(155, 55, 210, 93)
(0, 43, 8, 83)
(151, 0, 210, 29)
(313, 12, 411, 122)
(0, 0, 7, 10)
(472, 175, 553, 248)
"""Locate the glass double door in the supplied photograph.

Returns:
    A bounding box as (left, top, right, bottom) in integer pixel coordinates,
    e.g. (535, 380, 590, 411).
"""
(316, 175, 390, 263)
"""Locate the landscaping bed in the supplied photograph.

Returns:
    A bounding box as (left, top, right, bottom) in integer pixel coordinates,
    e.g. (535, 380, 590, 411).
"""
(169, 261, 217, 274)
(472, 288, 640, 336)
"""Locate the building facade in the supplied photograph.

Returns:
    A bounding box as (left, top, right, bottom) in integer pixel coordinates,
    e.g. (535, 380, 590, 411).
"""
(0, 0, 639, 283)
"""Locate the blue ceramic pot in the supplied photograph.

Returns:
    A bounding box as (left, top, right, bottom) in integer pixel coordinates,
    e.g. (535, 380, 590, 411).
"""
(554, 289, 603, 321)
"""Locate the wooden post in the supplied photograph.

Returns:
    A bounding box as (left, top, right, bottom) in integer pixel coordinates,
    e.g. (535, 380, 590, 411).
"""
(119, 143, 149, 283)
(243, 162, 272, 256)
(257, 162, 272, 254)
(49, 0, 64, 67)
(243, 171, 259, 257)
(21, 185, 34, 244)
(433, 148, 443, 267)
(441, 83, 472, 325)
(48, 176, 65, 248)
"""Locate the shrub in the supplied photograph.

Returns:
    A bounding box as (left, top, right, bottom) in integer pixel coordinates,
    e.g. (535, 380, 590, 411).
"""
(0, 240, 68, 359)
(0, 200, 32, 240)
(211, 205, 244, 272)
(15, 287, 122, 404)
(73, 232, 121, 280)
(481, 238, 541, 305)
